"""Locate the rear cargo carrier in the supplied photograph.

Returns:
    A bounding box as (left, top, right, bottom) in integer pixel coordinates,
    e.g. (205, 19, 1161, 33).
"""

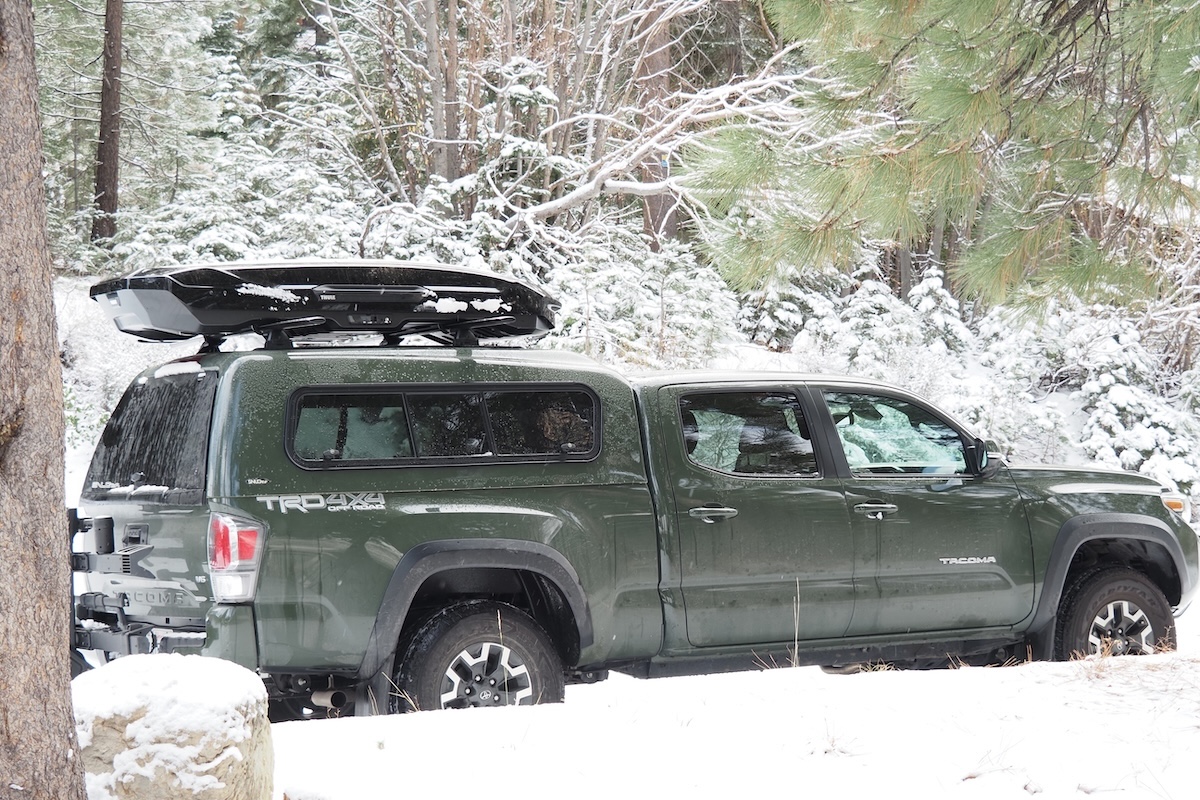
(91, 259, 558, 348)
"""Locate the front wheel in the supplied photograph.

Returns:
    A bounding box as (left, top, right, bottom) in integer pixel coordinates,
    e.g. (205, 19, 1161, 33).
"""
(1054, 567, 1175, 659)
(390, 601, 565, 712)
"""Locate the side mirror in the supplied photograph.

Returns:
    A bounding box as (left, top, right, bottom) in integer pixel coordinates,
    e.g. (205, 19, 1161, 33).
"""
(971, 438, 1002, 479)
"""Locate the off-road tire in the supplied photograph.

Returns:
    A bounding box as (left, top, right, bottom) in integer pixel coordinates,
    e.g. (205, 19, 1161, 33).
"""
(390, 600, 564, 712)
(1054, 567, 1175, 659)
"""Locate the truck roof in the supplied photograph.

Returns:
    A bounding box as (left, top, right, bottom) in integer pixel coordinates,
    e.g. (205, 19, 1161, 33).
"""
(627, 370, 907, 393)
(169, 343, 628, 380)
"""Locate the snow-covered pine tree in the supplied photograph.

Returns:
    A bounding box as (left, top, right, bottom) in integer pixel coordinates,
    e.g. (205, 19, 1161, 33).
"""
(684, 0, 1200, 306)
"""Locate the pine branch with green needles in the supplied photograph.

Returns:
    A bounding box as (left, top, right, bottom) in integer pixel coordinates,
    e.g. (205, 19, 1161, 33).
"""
(682, 0, 1200, 306)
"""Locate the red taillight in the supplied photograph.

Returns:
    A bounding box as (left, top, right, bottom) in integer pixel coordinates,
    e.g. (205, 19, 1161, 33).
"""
(207, 515, 266, 604)
(238, 528, 259, 563)
(210, 516, 232, 569)
(207, 513, 266, 603)
(208, 513, 262, 571)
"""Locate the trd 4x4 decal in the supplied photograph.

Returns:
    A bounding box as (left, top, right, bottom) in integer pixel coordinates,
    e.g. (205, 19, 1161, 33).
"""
(256, 492, 386, 514)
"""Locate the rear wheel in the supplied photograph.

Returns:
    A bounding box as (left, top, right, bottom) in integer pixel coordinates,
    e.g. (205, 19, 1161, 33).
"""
(390, 600, 564, 712)
(1054, 567, 1175, 659)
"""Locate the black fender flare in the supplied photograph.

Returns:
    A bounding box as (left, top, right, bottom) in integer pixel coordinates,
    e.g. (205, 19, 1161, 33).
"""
(1025, 513, 1188, 658)
(356, 538, 594, 684)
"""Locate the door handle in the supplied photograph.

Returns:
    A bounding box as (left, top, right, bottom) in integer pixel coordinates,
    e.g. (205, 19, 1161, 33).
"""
(688, 505, 739, 523)
(853, 503, 898, 521)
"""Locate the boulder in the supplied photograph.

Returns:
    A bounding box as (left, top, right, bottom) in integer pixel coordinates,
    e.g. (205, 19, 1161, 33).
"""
(73, 654, 273, 800)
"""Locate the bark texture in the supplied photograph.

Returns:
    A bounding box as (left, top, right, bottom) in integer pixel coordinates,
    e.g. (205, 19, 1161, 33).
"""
(0, 0, 85, 797)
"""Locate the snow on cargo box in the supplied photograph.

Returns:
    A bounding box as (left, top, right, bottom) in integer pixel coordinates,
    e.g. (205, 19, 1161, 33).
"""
(90, 259, 559, 347)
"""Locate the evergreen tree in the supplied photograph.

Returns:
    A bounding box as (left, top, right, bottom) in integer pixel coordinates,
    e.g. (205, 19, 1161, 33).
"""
(36, 0, 232, 267)
(684, 0, 1200, 304)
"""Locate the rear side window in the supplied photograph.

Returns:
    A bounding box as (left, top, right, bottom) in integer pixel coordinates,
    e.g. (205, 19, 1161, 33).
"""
(83, 369, 218, 504)
(680, 392, 819, 477)
(487, 391, 595, 456)
(289, 385, 599, 467)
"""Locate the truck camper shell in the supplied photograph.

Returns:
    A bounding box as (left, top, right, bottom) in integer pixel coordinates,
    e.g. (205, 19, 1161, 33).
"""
(90, 259, 559, 348)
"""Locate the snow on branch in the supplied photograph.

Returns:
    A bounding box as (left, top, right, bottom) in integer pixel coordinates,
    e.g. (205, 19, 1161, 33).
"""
(508, 53, 879, 229)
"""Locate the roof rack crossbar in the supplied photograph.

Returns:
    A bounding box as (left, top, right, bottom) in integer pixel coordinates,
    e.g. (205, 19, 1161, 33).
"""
(253, 316, 328, 350)
(383, 316, 516, 347)
(451, 316, 517, 347)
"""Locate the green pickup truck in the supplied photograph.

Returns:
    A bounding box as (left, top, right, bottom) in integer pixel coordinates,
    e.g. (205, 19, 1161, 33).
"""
(71, 260, 1199, 716)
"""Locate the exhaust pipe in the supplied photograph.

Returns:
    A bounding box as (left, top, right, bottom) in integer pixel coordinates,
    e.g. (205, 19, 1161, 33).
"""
(311, 689, 348, 710)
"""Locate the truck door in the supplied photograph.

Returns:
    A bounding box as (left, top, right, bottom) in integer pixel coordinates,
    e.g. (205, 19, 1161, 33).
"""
(815, 388, 1036, 636)
(660, 387, 856, 649)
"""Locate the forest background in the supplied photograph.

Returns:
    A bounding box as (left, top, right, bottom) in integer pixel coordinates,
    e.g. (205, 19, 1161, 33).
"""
(36, 0, 1200, 513)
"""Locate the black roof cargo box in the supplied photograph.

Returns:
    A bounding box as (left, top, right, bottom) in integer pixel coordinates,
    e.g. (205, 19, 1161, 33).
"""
(90, 260, 559, 347)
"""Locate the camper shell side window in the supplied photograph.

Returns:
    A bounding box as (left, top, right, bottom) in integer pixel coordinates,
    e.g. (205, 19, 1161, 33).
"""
(287, 384, 600, 468)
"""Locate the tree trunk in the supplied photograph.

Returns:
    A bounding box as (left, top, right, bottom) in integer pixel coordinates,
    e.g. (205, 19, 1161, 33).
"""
(898, 246, 913, 299)
(929, 207, 946, 270)
(636, 7, 677, 247)
(311, 0, 331, 48)
(422, 0, 449, 180)
(721, 0, 743, 80)
(443, 0, 461, 184)
(0, 1, 85, 798)
(90, 0, 123, 242)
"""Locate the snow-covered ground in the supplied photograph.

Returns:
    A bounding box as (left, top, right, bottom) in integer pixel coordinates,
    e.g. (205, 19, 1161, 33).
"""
(71, 624, 1200, 800)
(271, 632, 1200, 800)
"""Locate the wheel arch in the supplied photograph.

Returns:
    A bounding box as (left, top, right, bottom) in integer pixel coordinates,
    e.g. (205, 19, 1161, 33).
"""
(1025, 513, 1187, 658)
(356, 539, 593, 686)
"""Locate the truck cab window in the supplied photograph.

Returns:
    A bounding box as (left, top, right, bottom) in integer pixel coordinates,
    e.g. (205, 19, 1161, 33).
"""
(823, 391, 966, 476)
(679, 392, 818, 477)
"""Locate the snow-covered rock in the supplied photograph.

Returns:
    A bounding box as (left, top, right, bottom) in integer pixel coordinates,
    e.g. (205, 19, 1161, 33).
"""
(73, 654, 272, 800)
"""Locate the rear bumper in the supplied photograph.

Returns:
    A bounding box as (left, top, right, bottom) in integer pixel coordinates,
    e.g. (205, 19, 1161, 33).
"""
(73, 617, 204, 657)
(73, 604, 259, 671)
